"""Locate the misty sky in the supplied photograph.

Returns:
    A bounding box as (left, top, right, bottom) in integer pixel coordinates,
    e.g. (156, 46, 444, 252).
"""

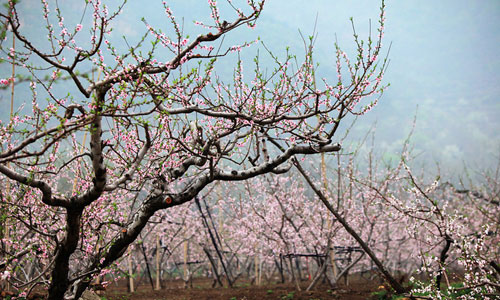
(3, 0, 499, 173)
(106, 0, 500, 171)
(246, 0, 500, 171)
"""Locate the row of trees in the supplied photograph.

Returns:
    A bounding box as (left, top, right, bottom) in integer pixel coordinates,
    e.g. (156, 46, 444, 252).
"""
(2, 137, 499, 298)
(120, 146, 499, 297)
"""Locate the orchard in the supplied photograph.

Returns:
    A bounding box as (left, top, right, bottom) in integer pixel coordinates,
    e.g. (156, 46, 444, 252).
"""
(0, 0, 498, 299)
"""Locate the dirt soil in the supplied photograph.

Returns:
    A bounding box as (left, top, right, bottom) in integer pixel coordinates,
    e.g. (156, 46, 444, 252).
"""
(102, 278, 385, 300)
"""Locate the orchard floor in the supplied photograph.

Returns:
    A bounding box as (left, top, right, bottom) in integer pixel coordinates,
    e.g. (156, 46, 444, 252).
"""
(102, 277, 386, 300)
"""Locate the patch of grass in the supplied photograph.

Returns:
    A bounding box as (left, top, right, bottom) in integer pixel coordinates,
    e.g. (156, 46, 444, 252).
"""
(281, 291, 295, 299)
(234, 282, 251, 288)
(370, 282, 488, 299)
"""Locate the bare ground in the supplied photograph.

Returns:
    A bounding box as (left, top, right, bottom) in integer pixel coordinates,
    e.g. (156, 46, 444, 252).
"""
(101, 277, 385, 300)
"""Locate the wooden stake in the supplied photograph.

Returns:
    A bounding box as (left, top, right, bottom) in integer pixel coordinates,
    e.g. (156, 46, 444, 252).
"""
(331, 249, 338, 279)
(337, 152, 342, 209)
(307, 257, 311, 281)
(10, 26, 15, 120)
(258, 256, 263, 285)
(128, 247, 135, 293)
(155, 235, 161, 290)
(321, 153, 327, 194)
(217, 185, 223, 277)
(322, 153, 338, 278)
(4, 19, 16, 293)
(183, 240, 188, 282)
(254, 255, 259, 285)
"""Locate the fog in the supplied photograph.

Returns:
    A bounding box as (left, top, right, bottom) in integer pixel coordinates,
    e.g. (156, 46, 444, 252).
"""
(251, 0, 500, 172)
(2, 0, 499, 173)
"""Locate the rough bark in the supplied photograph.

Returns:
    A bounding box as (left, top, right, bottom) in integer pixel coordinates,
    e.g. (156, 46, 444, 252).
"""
(47, 209, 83, 300)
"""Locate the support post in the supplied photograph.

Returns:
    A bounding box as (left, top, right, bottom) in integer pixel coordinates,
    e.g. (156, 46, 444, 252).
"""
(322, 153, 339, 279)
(155, 235, 161, 290)
(128, 247, 135, 293)
(183, 240, 188, 284)
(254, 255, 260, 285)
